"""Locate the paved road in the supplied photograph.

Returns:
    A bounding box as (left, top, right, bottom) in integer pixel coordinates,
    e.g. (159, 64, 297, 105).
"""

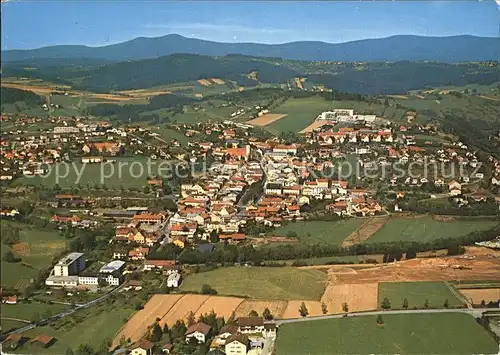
(261, 335, 276, 355)
(275, 307, 500, 325)
(4, 284, 126, 336)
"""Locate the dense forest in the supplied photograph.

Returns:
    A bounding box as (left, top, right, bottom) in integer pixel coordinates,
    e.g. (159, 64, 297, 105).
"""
(3, 54, 497, 95)
(1, 87, 43, 106)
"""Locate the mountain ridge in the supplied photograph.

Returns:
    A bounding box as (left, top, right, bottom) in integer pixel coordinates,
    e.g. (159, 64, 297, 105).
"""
(3, 34, 499, 62)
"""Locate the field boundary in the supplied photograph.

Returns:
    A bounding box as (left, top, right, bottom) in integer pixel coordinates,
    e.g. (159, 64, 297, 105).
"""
(444, 281, 472, 309)
(342, 216, 389, 247)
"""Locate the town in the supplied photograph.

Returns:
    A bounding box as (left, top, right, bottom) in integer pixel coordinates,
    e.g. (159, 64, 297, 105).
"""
(1, 4, 500, 353)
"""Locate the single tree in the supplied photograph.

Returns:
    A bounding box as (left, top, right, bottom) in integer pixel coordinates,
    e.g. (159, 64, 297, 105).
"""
(149, 322, 163, 342)
(443, 299, 449, 308)
(424, 299, 429, 309)
(227, 311, 236, 325)
(299, 302, 309, 317)
(402, 297, 409, 310)
(342, 302, 349, 313)
(376, 314, 384, 325)
(249, 309, 259, 317)
(321, 302, 328, 315)
(262, 307, 273, 320)
(381, 297, 391, 310)
(187, 311, 196, 326)
(163, 323, 169, 334)
(65, 348, 74, 355)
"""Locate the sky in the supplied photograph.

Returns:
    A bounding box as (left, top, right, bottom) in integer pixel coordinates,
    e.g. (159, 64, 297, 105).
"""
(1, 1, 499, 50)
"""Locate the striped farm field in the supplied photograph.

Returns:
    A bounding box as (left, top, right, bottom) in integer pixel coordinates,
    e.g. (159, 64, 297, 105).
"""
(112, 294, 183, 347)
(235, 300, 289, 318)
(113, 294, 244, 346)
(459, 288, 500, 305)
(247, 113, 287, 126)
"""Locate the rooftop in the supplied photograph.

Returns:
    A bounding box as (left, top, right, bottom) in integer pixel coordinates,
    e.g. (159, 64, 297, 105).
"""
(99, 260, 126, 273)
(56, 252, 84, 266)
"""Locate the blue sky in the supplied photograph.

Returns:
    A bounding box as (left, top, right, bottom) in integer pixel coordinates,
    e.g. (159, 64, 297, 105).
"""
(1, 1, 499, 50)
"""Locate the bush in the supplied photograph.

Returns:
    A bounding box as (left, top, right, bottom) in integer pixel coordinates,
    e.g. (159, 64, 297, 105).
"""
(201, 284, 217, 295)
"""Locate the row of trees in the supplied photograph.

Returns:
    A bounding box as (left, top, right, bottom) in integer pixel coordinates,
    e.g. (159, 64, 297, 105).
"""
(380, 297, 450, 310)
(175, 224, 499, 266)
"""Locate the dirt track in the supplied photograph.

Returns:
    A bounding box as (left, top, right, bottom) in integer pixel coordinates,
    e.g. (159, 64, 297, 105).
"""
(342, 217, 389, 247)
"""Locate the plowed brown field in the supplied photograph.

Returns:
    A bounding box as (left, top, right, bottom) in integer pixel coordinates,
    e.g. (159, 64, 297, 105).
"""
(112, 294, 183, 347)
(459, 289, 500, 304)
(247, 114, 287, 126)
(235, 300, 288, 318)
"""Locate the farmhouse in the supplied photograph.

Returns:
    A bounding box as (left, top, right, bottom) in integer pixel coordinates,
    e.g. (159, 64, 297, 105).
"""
(237, 317, 265, 334)
(29, 334, 55, 348)
(144, 259, 177, 271)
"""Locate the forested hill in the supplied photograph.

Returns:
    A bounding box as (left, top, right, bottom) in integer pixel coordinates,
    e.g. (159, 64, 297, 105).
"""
(3, 34, 498, 63)
(1, 87, 43, 106)
(4, 54, 497, 95)
(74, 54, 299, 92)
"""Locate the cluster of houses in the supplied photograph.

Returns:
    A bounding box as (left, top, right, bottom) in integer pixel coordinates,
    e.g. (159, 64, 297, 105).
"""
(125, 317, 276, 355)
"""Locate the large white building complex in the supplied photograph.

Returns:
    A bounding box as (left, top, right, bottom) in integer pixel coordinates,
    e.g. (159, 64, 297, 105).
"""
(318, 109, 376, 123)
(53, 252, 86, 277)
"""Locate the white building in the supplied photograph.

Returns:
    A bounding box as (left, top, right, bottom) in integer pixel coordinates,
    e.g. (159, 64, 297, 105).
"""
(45, 275, 79, 287)
(167, 272, 181, 288)
(225, 334, 248, 355)
(54, 253, 86, 277)
(99, 260, 126, 274)
(185, 323, 211, 344)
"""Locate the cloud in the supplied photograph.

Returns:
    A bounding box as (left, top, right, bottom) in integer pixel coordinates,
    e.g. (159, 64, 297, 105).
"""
(142, 22, 295, 36)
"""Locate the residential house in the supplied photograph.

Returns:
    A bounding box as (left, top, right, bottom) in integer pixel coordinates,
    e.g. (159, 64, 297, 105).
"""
(1, 333, 23, 350)
(130, 340, 155, 355)
(218, 233, 246, 244)
(225, 334, 249, 355)
(29, 334, 55, 348)
(161, 344, 173, 354)
(128, 247, 149, 261)
(185, 322, 211, 344)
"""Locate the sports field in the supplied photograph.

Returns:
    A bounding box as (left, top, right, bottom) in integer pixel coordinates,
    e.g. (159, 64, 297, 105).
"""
(378, 282, 465, 309)
(180, 267, 327, 300)
(365, 216, 498, 244)
(0, 221, 66, 290)
(275, 313, 497, 355)
(271, 219, 365, 245)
